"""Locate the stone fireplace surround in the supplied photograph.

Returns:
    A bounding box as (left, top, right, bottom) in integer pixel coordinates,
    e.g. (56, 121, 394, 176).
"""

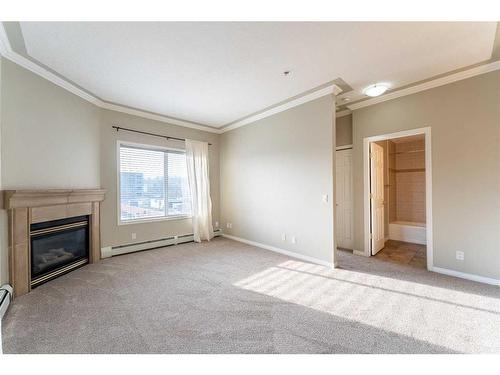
(2, 189, 106, 297)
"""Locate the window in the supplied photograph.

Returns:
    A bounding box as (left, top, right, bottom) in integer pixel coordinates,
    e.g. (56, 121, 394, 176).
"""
(118, 143, 191, 223)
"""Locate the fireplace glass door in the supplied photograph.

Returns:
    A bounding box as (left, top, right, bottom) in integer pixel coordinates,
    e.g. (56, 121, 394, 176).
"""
(30, 216, 89, 286)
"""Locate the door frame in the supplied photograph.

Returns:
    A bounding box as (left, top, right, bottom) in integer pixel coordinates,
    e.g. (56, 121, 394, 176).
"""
(363, 126, 433, 270)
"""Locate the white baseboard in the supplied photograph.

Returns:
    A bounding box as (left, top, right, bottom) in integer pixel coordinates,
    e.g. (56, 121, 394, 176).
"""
(102, 230, 222, 258)
(351, 251, 499, 287)
(431, 266, 500, 287)
(222, 234, 334, 268)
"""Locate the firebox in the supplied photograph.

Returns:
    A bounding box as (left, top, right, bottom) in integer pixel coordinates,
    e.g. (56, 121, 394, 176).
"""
(30, 215, 89, 288)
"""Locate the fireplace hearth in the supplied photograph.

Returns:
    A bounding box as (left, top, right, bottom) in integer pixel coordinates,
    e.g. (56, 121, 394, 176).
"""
(30, 215, 89, 287)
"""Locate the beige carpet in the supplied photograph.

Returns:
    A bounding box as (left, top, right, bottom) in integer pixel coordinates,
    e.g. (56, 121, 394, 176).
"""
(2, 237, 500, 353)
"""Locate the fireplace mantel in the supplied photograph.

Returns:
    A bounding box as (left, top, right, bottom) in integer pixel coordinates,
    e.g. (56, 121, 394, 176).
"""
(3, 189, 106, 297)
(3, 189, 106, 209)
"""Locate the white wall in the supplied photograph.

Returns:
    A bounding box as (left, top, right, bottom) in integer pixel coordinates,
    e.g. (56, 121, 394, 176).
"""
(220, 95, 336, 264)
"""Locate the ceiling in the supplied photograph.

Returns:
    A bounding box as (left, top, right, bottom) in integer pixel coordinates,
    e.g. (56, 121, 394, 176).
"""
(13, 22, 499, 128)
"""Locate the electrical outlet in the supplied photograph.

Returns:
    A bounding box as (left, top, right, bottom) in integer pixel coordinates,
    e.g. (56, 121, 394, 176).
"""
(291, 236, 297, 244)
(131, 233, 137, 240)
(226, 222, 232, 229)
(215, 221, 219, 228)
(281, 233, 286, 242)
(456, 251, 464, 261)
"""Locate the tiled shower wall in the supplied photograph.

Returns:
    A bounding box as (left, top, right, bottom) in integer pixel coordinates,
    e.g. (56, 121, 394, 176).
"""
(388, 141, 397, 223)
(393, 139, 426, 223)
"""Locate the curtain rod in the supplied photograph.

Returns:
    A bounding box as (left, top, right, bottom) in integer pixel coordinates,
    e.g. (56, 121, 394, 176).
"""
(112, 125, 212, 145)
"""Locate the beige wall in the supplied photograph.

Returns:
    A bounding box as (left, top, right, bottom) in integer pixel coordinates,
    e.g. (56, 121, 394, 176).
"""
(100, 109, 220, 248)
(336, 114, 352, 146)
(0, 56, 226, 349)
(0, 60, 101, 189)
(220, 95, 335, 263)
(353, 70, 500, 279)
(0, 60, 101, 283)
(1, 55, 499, 284)
(0, 59, 222, 277)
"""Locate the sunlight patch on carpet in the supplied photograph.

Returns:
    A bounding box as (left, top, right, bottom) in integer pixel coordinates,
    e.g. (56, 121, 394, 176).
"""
(233, 259, 500, 352)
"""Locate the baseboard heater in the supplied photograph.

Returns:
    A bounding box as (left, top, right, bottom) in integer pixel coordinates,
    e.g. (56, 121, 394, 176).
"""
(0, 284, 13, 320)
(102, 229, 222, 258)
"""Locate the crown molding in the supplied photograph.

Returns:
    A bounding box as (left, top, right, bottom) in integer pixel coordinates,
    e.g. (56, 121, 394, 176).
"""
(0, 30, 342, 136)
(0, 22, 102, 106)
(0, 23, 337, 136)
(0, 23, 222, 134)
(0, 23, 11, 56)
(2, 45, 103, 107)
(347, 60, 500, 111)
(0, 22, 340, 135)
(335, 109, 352, 118)
(4, 22, 498, 133)
(221, 84, 342, 133)
(100, 102, 222, 133)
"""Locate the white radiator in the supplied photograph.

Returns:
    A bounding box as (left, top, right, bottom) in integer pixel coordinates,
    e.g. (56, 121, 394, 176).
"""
(101, 229, 222, 258)
(0, 284, 13, 320)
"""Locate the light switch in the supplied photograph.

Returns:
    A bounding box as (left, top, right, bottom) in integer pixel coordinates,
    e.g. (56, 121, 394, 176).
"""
(322, 194, 329, 203)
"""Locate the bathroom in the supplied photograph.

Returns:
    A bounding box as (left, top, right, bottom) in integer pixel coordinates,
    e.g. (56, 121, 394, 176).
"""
(373, 134, 427, 267)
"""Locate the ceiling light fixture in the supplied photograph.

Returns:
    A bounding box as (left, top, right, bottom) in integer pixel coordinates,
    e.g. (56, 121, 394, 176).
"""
(362, 83, 390, 97)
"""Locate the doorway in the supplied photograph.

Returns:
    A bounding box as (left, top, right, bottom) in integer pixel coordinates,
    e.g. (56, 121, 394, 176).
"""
(363, 127, 433, 270)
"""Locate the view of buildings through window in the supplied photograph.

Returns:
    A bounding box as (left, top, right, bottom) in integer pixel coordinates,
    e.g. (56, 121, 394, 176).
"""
(119, 145, 191, 222)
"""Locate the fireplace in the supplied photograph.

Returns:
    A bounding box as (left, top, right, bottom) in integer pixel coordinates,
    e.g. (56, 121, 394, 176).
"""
(3, 189, 106, 297)
(30, 215, 90, 288)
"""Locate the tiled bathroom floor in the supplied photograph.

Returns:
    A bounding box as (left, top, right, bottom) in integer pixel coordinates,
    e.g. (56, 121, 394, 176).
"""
(374, 240, 427, 268)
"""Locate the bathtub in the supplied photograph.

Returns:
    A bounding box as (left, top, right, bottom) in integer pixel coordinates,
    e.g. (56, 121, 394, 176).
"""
(388, 221, 426, 245)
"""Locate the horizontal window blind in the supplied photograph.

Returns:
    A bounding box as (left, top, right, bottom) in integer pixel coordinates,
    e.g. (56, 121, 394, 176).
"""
(119, 144, 191, 222)
(167, 151, 192, 216)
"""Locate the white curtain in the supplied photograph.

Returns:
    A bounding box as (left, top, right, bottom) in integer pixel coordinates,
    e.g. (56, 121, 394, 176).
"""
(185, 139, 214, 242)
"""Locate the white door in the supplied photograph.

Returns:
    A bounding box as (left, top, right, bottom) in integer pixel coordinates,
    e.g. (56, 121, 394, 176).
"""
(335, 149, 353, 249)
(370, 142, 385, 255)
